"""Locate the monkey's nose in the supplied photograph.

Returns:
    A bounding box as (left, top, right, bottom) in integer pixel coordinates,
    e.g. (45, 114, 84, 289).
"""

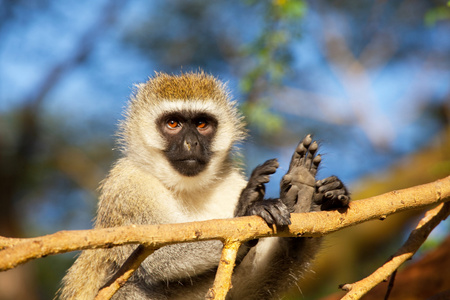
(184, 135, 199, 151)
(184, 140, 191, 151)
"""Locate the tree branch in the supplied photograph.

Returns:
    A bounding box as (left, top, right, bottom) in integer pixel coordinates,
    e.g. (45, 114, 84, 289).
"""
(206, 240, 241, 300)
(340, 201, 450, 300)
(95, 245, 156, 300)
(0, 176, 449, 273)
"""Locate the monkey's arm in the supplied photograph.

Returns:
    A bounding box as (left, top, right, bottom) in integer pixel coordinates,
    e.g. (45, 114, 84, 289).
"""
(229, 135, 350, 299)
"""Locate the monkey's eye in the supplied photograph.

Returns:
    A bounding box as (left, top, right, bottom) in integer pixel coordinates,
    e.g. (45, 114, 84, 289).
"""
(196, 119, 208, 129)
(166, 119, 180, 129)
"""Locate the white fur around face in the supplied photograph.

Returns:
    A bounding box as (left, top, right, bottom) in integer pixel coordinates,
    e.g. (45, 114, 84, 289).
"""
(123, 98, 244, 195)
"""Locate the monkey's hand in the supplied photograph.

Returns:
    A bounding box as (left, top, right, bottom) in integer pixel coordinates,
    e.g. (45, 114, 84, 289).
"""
(280, 134, 350, 213)
(314, 176, 350, 211)
(280, 134, 321, 213)
(245, 199, 292, 226)
(235, 159, 291, 226)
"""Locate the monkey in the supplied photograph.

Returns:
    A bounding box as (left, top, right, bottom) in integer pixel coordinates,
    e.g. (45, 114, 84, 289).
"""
(58, 71, 349, 300)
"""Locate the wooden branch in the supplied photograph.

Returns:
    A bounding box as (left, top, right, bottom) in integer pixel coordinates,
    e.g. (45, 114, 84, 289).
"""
(0, 236, 27, 249)
(206, 240, 241, 300)
(0, 176, 449, 273)
(95, 245, 155, 300)
(340, 201, 450, 300)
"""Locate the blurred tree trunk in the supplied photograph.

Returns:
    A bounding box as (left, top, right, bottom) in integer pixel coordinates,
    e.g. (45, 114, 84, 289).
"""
(0, 108, 40, 300)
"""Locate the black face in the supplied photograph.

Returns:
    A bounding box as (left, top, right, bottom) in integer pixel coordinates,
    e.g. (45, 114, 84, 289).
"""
(157, 111, 218, 177)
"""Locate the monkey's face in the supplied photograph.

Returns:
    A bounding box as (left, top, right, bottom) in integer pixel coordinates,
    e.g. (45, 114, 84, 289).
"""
(157, 110, 218, 177)
(120, 72, 246, 192)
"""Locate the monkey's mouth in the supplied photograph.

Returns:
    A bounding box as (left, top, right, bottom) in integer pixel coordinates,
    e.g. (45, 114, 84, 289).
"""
(165, 151, 210, 176)
(181, 159, 197, 163)
(170, 159, 207, 177)
(178, 158, 207, 167)
(176, 155, 207, 165)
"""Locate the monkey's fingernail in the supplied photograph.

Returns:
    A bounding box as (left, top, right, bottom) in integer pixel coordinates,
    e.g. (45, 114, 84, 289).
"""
(304, 135, 312, 146)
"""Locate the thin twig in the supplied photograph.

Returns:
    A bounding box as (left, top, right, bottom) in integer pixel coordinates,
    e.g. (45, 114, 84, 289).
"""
(206, 240, 241, 300)
(95, 245, 155, 300)
(384, 269, 397, 300)
(340, 202, 450, 300)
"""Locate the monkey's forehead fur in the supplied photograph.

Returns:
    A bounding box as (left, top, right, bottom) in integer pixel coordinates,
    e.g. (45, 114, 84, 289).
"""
(121, 71, 246, 156)
(137, 71, 231, 104)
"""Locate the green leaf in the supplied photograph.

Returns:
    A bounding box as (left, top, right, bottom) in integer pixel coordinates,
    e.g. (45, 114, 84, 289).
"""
(424, 6, 450, 26)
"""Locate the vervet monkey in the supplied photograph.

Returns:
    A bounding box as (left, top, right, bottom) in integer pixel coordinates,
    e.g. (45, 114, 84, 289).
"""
(58, 71, 349, 300)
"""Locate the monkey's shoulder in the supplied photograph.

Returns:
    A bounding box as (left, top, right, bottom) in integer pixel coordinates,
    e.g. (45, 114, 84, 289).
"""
(96, 158, 176, 226)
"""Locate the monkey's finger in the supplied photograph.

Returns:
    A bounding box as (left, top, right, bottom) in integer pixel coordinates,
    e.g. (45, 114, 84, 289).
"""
(316, 176, 340, 187)
(304, 141, 318, 170)
(338, 195, 351, 206)
(280, 174, 294, 200)
(259, 158, 279, 172)
(252, 175, 271, 186)
(258, 209, 276, 225)
(262, 204, 291, 226)
(324, 191, 350, 207)
(289, 135, 312, 171)
(281, 185, 299, 210)
(321, 195, 350, 210)
(256, 184, 266, 196)
(311, 154, 321, 177)
(280, 174, 292, 190)
(273, 202, 292, 226)
(324, 189, 346, 198)
(317, 179, 344, 195)
(251, 159, 279, 178)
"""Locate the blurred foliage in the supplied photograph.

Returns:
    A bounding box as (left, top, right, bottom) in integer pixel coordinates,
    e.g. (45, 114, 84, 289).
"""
(240, 100, 284, 135)
(239, 0, 307, 135)
(240, 0, 306, 89)
(425, 2, 450, 26)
